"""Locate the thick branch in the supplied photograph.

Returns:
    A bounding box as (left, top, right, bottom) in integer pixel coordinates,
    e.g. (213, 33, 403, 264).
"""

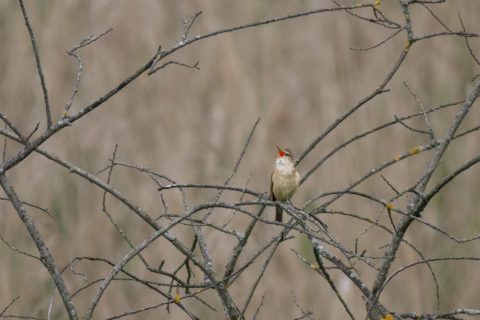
(0, 174, 77, 319)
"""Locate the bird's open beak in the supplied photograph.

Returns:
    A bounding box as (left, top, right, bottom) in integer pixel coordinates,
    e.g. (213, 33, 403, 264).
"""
(277, 146, 285, 158)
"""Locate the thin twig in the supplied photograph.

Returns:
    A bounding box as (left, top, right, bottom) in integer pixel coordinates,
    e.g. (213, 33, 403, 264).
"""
(351, 29, 403, 51)
(0, 296, 19, 316)
(47, 286, 55, 320)
(458, 13, 480, 66)
(394, 114, 432, 136)
(331, 0, 402, 30)
(414, 30, 480, 42)
(380, 175, 400, 195)
(420, 2, 451, 32)
(291, 291, 314, 320)
(158, 183, 261, 198)
(0, 196, 55, 220)
(376, 256, 480, 306)
(0, 114, 26, 142)
(64, 29, 113, 116)
(0, 231, 40, 260)
(403, 81, 434, 139)
(182, 11, 203, 42)
(18, 0, 52, 128)
(204, 117, 260, 220)
(148, 60, 200, 75)
(252, 292, 267, 320)
(426, 154, 480, 203)
(25, 122, 40, 142)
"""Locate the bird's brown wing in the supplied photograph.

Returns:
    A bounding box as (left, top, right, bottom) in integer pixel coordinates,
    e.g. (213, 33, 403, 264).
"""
(270, 171, 276, 201)
(270, 171, 282, 222)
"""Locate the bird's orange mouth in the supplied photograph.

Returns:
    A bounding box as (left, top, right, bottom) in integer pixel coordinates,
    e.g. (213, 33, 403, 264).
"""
(277, 146, 285, 158)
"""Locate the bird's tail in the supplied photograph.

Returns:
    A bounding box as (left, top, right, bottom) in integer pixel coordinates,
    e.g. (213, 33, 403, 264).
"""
(275, 205, 283, 222)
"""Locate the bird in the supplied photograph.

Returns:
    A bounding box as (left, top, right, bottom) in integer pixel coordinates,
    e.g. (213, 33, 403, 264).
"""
(270, 146, 300, 222)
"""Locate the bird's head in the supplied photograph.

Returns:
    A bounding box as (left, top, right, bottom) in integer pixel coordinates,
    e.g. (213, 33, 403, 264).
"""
(276, 146, 295, 167)
(277, 146, 294, 159)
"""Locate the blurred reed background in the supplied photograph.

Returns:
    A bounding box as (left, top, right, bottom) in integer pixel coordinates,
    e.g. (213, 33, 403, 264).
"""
(0, 0, 479, 318)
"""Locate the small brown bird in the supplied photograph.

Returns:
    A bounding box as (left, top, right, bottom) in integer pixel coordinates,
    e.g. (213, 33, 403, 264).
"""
(271, 146, 300, 222)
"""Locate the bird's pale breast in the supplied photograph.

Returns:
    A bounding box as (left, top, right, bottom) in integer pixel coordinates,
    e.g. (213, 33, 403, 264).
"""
(272, 165, 300, 202)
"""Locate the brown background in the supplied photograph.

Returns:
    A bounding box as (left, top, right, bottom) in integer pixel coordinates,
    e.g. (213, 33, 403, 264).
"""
(0, 1, 479, 319)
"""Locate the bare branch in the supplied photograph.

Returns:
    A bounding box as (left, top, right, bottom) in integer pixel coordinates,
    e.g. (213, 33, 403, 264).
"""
(181, 11, 202, 42)
(369, 76, 480, 319)
(0, 3, 408, 175)
(0, 113, 26, 142)
(291, 291, 314, 320)
(351, 29, 403, 51)
(64, 28, 113, 116)
(158, 182, 261, 198)
(380, 175, 400, 195)
(25, 122, 40, 142)
(0, 296, 19, 317)
(297, 25, 416, 172)
(458, 13, 480, 66)
(426, 154, 480, 202)
(3, 2, 480, 318)
(394, 114, 432, 136)
(397, 308, 480, 319)
(0, 231, 39, 260)
(377, 256, 480, 307)
(148, 60, 200, 75)
(420, 2, 451, 32)
(252, 292, 267, 320)
(85, 207, 207, 319)
(240, 236, 282, 316)
(18, 0, 52, 128)
(331, 0, 402, 29)
(47, 287, 55, 320)
(403, 81, 434, 139)
(414, 30, 480, 42)
(0, 174, 77, 319)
